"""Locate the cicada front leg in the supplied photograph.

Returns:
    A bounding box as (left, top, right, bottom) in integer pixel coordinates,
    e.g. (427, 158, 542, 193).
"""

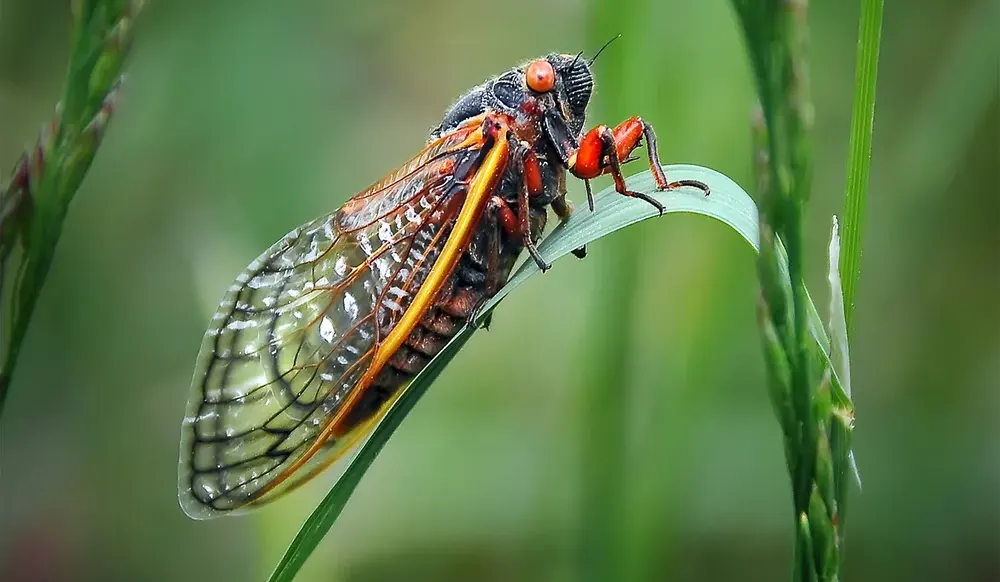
(568, 116, 710, 215)
(482, 140, 552, 274)
(513, 144, 552, 272)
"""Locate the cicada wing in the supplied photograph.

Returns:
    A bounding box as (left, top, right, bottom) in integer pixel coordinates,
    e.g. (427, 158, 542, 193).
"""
(178, 122, 491, 519)
(178, 215, 374, 519)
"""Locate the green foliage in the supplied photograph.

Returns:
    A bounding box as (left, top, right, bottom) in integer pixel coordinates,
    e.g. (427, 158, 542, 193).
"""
(0, 0, 142, 413)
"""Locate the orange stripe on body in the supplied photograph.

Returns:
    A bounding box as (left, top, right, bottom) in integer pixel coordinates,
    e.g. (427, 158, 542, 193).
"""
(254, 126, 510, 500)
(357, 128, 509, 397)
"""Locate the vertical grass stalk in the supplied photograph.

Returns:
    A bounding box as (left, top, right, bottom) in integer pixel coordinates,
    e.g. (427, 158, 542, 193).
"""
(732, 0, 857, 579)
(0, 0, 142, 414)
(839, 0, 884, 334)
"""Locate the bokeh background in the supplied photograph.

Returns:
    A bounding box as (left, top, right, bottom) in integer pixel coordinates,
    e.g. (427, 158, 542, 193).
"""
(1, 0, 997, 581)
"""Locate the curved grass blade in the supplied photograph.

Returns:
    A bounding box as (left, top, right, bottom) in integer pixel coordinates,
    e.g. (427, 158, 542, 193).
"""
(266, 164, 835, 581)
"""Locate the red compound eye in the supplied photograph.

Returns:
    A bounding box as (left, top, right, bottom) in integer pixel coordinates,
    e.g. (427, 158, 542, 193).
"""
(525, 59, 555, 93)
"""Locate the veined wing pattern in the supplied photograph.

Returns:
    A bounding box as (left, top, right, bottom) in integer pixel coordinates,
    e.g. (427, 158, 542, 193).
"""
(178, 123, 488, 518)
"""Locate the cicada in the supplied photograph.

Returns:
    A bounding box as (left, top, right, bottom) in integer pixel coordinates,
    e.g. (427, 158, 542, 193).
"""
(178, 53, 708, 518)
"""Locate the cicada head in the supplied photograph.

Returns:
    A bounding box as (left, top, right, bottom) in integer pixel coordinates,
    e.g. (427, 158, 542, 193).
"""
(543, 53, 593, 137)
(434, 53, 593, 143)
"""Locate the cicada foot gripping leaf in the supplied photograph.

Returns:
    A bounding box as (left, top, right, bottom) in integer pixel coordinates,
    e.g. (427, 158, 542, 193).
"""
(179, 53, 707, 518)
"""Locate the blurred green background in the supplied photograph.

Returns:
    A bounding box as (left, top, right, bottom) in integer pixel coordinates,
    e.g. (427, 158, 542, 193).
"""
(1, 0, 997, 580)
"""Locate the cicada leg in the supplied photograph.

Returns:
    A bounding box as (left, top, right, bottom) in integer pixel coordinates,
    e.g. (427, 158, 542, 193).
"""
(472, 194, 513, 331)
(507, 141, 551, 272)
(568, 116, 710, 215)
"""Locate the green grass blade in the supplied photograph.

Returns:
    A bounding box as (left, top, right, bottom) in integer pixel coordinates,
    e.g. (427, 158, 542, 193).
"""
(266, 164, 843, 580)
(839, 0, 885, 334)
(265, 330, 476, 581)
(495, 165, 759, 296)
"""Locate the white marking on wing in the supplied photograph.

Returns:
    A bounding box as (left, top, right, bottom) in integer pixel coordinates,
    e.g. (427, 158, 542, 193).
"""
(344, 293, 359, 320)
(378, 220, 393, 243)
(319, 316, 336, 343)
(334, 256, 348, 277)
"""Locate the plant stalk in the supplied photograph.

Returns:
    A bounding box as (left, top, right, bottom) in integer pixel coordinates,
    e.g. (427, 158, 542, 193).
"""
(0, 0, 141, 413)
(733, 0, 857, 580)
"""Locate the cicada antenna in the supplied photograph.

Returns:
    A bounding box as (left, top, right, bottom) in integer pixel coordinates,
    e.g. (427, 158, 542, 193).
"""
(589, 34, 622, 65)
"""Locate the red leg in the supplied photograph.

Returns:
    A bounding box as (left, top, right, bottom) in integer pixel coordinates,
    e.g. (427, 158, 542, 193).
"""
(487, 190, 549, 272)
(568, 116, 710, 213)
(516, 165, 550, 271)
(522, 149, 544, 197)
(493, 144, 551, 272)
(513, 146, 550, 270)
(490, 195, 518, 236)
(608, 117, 650, 174)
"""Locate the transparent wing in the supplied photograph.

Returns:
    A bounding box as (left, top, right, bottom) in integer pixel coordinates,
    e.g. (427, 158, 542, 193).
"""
(178, 123, 487, 518)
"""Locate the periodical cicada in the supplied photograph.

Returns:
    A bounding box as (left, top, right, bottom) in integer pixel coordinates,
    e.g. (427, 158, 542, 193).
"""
(177, 52, 709, 519)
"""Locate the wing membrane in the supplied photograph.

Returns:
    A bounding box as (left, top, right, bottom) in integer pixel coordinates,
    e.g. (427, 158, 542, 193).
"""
(178, 121, 494, 518)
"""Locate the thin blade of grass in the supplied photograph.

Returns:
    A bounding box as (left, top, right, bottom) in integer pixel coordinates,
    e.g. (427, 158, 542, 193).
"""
(839, 0, 885, 334)
(266, 164, 841, 581)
